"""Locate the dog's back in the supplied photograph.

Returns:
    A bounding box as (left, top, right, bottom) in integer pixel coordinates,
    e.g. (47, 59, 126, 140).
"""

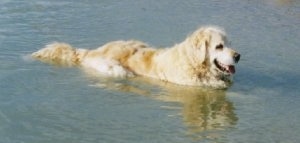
(31, 41, 157, 77)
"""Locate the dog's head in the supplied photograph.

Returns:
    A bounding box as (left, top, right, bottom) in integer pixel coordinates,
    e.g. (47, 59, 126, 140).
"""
(187, 26, 240, 77)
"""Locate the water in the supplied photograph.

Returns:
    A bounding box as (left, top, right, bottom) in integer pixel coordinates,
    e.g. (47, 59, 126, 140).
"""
(0, 0, 299, 142)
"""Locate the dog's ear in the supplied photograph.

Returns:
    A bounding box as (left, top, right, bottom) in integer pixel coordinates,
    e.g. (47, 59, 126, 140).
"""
(188, 29, 210, 63)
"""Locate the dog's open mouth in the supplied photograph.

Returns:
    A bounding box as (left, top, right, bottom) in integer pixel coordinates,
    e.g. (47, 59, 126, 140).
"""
(214, 59, 235, 74)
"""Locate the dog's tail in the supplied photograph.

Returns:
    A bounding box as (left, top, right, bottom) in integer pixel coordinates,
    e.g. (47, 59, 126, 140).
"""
(31, 42, 88, 66)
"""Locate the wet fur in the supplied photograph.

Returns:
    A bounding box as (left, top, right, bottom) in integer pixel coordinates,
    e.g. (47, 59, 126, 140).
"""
(31, 26, 238, 89)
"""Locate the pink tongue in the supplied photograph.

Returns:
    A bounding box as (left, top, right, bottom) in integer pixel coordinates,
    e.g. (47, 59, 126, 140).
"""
(228, 65, 235, 74)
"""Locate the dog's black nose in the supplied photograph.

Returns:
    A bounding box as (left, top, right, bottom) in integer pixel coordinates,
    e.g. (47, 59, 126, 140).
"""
(234, 53, 240, 63)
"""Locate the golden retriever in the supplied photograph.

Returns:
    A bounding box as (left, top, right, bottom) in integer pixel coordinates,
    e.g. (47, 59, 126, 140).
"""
(31, 26, 240, 89)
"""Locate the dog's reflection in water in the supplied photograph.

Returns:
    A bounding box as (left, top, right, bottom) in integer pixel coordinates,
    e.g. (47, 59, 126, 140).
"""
(87, 74, 238, 140)
(156, 85, 238, 140)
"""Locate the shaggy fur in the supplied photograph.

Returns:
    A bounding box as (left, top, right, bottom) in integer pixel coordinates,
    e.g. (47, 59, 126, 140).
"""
(31, 26, 240, 89)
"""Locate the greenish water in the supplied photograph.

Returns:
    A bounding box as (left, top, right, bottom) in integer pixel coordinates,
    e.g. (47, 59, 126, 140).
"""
(0, 0, 299, 143)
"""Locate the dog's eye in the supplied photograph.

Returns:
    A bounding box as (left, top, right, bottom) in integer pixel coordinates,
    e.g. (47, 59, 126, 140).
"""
(216, 44, 223, 50)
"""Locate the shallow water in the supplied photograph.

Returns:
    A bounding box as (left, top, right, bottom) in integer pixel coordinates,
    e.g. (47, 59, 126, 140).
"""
(0, 0, 300, 142)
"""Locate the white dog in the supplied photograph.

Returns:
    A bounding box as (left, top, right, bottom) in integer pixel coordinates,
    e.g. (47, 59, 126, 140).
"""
(31, 26, 240, 89)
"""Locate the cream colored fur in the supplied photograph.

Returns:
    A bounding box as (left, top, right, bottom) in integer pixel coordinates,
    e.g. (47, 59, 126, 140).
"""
(31, 26, 240, 89)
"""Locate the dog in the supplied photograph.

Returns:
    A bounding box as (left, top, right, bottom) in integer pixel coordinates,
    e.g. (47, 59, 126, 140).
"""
(31, 26, 240, 89)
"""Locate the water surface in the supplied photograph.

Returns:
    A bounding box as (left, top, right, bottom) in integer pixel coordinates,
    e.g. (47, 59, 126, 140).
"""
(0, 0, 299, 143)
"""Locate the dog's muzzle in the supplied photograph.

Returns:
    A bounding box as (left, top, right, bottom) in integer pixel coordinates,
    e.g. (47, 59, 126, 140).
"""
(233, 53, 240, 63)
